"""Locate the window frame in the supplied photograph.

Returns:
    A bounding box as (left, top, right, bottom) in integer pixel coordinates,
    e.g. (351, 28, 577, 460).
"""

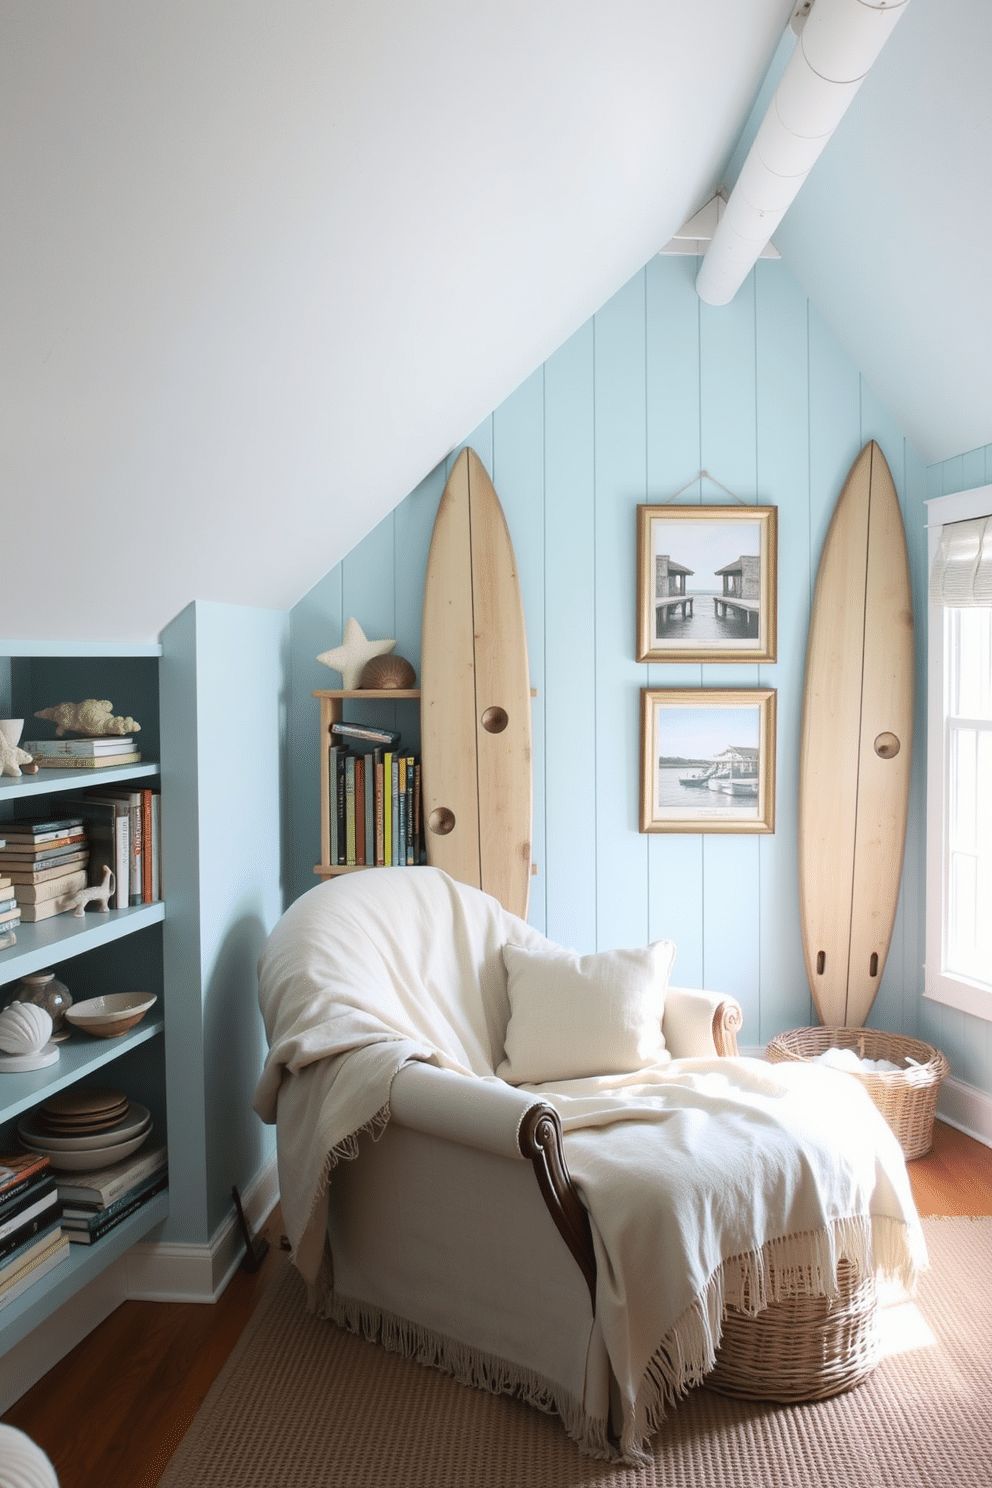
(925, 483, 992, 1021)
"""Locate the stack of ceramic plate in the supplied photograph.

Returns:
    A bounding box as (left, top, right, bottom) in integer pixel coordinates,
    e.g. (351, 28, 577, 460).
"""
(18, 1087, 152, 1171)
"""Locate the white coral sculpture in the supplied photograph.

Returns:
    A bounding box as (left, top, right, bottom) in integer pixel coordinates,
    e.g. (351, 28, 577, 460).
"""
(0, 733, 32, 778)
(34, 699, 141, 737)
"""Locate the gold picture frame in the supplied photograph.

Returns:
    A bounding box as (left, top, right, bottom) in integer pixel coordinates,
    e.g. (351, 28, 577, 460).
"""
(636, 505, 778, 663)
(640, 688, 777, 834)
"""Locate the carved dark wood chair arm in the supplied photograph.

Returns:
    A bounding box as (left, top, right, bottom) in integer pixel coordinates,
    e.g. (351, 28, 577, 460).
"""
(518, 1103, 597, 1307)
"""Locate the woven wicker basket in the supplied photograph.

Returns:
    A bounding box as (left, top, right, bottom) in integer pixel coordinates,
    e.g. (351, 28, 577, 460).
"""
(766, 1026, 949, 1160)
(708, 1257, 879, 1403)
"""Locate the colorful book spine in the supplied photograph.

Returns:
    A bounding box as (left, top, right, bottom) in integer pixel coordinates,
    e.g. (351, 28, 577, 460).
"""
(30, 752, 141, 769)
(354, 756, 366, 867)
(383, 753, 393, 866)
(364, 754, 375, 866)
(397, 757, 407, 868)
(328, 746, 340, 867)
(345, 756, 357, 866)
(374, 752, 385, 866)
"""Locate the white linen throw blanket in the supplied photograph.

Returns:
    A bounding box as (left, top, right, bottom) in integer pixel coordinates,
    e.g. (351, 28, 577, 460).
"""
(254, 868, 925, 1463)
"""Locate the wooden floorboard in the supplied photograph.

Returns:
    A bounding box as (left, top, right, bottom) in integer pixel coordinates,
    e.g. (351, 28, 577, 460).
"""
(3, 1121, 990, 1487)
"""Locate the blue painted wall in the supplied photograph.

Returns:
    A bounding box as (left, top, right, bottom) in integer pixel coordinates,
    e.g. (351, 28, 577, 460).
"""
(161, 600, 284, 1244)
(288, 254, 989, 1100)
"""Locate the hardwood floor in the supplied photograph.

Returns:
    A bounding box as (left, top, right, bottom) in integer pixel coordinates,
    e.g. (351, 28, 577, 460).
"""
(4, 1120, 991, 1488)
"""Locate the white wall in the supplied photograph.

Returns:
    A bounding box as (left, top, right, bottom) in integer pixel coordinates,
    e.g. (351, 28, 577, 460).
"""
(0, 0, 790, 643)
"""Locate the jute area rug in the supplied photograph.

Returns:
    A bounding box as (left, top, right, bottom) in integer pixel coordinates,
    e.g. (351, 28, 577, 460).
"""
(158, 1218, 990, 1488)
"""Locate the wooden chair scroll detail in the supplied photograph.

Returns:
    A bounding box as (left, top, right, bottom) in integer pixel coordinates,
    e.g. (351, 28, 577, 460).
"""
(713, 999, 743, 1058)
(518, 1103, 597, 1308)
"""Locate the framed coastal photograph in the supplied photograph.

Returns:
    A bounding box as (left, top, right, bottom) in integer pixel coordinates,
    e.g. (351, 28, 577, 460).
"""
(640, 688, 776, 834)
(636, 505, 777, 663)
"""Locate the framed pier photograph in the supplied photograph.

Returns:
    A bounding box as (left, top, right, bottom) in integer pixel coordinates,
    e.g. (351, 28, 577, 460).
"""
(636, 505, 777, 663)
(640, 688, 776, 834)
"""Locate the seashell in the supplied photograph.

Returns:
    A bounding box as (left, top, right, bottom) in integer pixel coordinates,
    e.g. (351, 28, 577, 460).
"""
(0, 1001, 53, 1055)
(0, 1426, 59, 1488)
(360, 653, 416, 689)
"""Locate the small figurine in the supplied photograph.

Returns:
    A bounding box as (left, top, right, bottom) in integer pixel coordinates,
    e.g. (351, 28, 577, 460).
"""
(64, 865, 116, 918)
(33, 699, 141, 738)
(0, 732, 33, 778)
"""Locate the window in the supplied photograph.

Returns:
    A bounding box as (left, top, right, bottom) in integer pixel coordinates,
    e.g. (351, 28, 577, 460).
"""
(926, 489, 992, 1020)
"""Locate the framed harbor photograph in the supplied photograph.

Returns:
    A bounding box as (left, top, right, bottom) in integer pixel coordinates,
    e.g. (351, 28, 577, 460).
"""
(636, 505, 777, 663)
(640, 688, 776, 834)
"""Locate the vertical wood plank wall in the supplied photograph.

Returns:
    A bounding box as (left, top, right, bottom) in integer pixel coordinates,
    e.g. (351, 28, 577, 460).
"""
(289, 254, 988, 1094)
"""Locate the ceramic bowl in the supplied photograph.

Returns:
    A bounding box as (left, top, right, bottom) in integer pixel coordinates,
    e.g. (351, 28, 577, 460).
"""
(18, 1102, 151, 1152)
(18, 1126, 152, 1171)
(65, 993, 157, 1038)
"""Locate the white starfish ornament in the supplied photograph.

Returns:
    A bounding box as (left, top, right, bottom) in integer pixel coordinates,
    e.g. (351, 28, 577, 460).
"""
(317, 617, 396, 690)
(0, 735, 32, 778)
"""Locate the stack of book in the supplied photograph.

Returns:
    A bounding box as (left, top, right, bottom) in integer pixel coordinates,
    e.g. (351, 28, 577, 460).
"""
(57, 1144, 167, 1245)
(0, 836, 17, 948)
(329, 723, 421, 867)
(61, 787, 161, 908)
(21, 736, 142, 770)
(0, 817, 89, 925)
(0, 1154, 70, 1313)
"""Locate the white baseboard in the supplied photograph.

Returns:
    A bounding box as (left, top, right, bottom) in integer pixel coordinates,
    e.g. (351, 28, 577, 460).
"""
(125, 1154, 279, 1303)
(936, 1074, 992, 1148)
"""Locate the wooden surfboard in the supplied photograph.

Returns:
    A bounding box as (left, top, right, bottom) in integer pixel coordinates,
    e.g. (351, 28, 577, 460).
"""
(420, 448, 532, 918)
(799, 441, 914, 1028)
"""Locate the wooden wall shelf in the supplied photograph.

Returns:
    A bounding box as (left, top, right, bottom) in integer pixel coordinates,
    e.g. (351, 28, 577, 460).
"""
(313, 689, 421, 877)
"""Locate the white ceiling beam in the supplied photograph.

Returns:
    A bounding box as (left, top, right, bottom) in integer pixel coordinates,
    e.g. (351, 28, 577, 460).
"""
(659, 194, 780, 258)
(696, 0, 912, 306)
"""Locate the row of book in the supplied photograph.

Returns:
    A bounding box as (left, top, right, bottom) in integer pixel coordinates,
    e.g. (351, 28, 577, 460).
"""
(19, 734, 142, 771)
(0, 1145, 169, 1313)
(0, 790, 161, 944)
(329, 725, 421, 867)
(0, 1156, 70, 1313)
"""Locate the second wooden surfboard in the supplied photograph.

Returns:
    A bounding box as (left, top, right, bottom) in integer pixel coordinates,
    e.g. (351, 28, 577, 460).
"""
(799, 441, 914, 1028)
(420, 448, 533, 919)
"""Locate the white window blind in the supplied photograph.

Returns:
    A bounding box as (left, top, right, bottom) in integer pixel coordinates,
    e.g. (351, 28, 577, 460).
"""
(929, 514, 992, 607)
(926, 490, 992, 1021)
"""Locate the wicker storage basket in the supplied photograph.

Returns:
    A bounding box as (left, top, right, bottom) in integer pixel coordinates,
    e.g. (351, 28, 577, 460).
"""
(766, 1026, 949, 1160)
(708, 1258, 879, 1403)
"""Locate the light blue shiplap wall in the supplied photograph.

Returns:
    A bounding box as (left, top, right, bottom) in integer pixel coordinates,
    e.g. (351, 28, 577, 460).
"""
(289, 254, 987, 1092)
(921, 443, 992, 1102)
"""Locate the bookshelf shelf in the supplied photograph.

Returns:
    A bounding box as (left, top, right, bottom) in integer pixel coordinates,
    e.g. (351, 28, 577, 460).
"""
(312, 688, 421, 878)
(0, 761, 160, 802)
(0, 645, 166, 1367)
(0, 1014, 164, 1126)
(0, 1187, 169, 1355)
(0, 902, 165, 983)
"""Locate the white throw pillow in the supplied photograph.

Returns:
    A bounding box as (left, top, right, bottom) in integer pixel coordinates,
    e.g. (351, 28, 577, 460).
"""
(496, 940, 676, 1085)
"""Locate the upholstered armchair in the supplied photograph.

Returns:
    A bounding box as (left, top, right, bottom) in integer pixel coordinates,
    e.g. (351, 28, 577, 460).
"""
(255, 867, 923, 1463)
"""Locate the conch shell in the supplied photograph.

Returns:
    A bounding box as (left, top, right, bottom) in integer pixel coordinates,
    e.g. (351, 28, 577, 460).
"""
(0, 1001, 53, 1055)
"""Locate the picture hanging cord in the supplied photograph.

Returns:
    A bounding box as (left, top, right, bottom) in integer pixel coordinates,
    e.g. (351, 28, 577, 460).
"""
(663, 470, 748, 505)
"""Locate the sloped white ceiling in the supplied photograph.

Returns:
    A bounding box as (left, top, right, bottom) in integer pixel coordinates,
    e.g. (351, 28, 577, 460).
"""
(0, 0, 796, 641)
(772, 0, 992, 467)
(1, 0, 987, 643)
